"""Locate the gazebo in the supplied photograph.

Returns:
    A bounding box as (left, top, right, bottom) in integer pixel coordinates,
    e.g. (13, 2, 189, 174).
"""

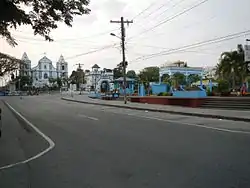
(159, 65, 204, 84)
(113, 77, 135, 95)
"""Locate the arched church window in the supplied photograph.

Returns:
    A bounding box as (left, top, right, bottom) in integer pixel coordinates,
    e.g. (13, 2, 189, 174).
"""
(44, 65, 47, 69)
(44, 73, 48, 79)
(62, 65, 65, 70)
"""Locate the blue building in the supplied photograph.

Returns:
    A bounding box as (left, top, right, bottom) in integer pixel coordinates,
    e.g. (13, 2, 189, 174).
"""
(113, 77, 135, 95)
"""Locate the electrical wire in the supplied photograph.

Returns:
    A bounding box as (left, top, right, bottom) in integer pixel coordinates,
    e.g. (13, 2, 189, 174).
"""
(151, 0, 187, 21)
(137, 0, 175, 21)
(12, 28, 120, 43)
(130, 29, 250, 62)
(128, 0, 209, 40)
(65, 43, 120, 60)
(131, 1, 157, 20)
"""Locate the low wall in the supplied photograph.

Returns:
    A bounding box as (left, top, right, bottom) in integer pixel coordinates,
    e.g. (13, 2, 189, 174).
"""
(129, 96, 206, 107)
(172, 90, 207, 98)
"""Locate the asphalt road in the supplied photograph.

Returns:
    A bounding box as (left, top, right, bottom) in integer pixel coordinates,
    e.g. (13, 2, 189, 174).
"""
(1, 95, 250, 188)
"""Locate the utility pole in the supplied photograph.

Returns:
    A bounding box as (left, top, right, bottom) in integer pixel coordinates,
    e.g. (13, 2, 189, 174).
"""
(110, 17, 133, 104)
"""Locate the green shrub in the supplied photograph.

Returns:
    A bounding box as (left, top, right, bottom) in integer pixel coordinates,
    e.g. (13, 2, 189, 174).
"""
(162, 92, 171, 96)
(217, 80, 230, 93)
(157, 92, 163, 96)
(157, 92, 171, 96)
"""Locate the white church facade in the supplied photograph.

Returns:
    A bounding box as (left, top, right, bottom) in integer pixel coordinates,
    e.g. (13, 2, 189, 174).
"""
(85, 64, 114, 92)
(20, 52, 68, 88)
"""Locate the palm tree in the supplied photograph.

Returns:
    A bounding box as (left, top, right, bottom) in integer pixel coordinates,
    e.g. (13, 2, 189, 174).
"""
(216, 44, 246, 88)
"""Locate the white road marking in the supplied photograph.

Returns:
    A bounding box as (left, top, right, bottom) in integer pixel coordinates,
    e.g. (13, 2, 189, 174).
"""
(78, 114, 99, 121)
(108, 111, 250, 135)
(128, 114, 250, 135)
(0, 102, 55, 170)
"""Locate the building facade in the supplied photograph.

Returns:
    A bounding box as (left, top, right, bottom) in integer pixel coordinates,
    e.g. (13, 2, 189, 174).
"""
(20, 53, 68, 87)
(85, 64, 114, 92)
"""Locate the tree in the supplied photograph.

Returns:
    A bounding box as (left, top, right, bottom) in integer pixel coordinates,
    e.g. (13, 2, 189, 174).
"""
(48, 77, 57, 87)
(69, 69, 85, 89)
(62, 77, 69, 87)
(0, 52, 23, 76)
(126, 70, 137, 79)
(56, 78, 62, 88)
(14, 75, 32, 90)
(188, 74, 201, 84)
(138, 67, 159, 84)
(113, 68, 123, 79)
(162, 74, 171, 84)
(0, 0, 90, 46)
(172, 72, 186, 87)
(215, 44, 246, 88)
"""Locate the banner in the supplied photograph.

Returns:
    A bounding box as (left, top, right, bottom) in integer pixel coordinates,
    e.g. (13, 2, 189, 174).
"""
(244, 45, 250, 62)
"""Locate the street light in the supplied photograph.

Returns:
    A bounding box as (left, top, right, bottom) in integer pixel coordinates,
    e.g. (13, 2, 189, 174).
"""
(110, 33, 121, 39)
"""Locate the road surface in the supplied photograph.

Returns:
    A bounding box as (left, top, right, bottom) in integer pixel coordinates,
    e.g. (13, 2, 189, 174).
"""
(1, 95, 250, 188)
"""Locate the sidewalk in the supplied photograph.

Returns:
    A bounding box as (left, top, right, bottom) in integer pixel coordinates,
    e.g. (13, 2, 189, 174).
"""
(61, 94, 250, 122)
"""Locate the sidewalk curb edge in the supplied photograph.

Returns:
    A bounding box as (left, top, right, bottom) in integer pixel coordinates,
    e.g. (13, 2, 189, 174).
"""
(61, 97, 250, 123)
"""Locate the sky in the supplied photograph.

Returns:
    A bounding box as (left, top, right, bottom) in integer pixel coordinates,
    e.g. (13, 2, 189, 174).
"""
(1, 0, 250, 75)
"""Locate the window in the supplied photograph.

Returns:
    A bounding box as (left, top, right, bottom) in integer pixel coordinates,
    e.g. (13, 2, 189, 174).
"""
(44, 73, 48, 79)
(44, 65, 47, 69)
(62, 65, 65, 70)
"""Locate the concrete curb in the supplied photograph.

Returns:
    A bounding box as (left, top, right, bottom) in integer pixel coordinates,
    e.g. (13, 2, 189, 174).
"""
(61, 97, 250, 123)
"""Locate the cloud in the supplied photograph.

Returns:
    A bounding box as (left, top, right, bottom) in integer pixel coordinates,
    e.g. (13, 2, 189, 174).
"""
(93, 0, 127, 19)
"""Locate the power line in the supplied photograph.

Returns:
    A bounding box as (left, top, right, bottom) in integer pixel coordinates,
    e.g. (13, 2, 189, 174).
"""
(137, 0, 175, 20)
(132, 1, 157, 20)
(128, 0, 209, 40)
(55, 28, 120, 41)
(151, 0, 187, 21)
(131, 29, 250, 62)
(13, 28, 120, 42)
(65, 43, 119, 60)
